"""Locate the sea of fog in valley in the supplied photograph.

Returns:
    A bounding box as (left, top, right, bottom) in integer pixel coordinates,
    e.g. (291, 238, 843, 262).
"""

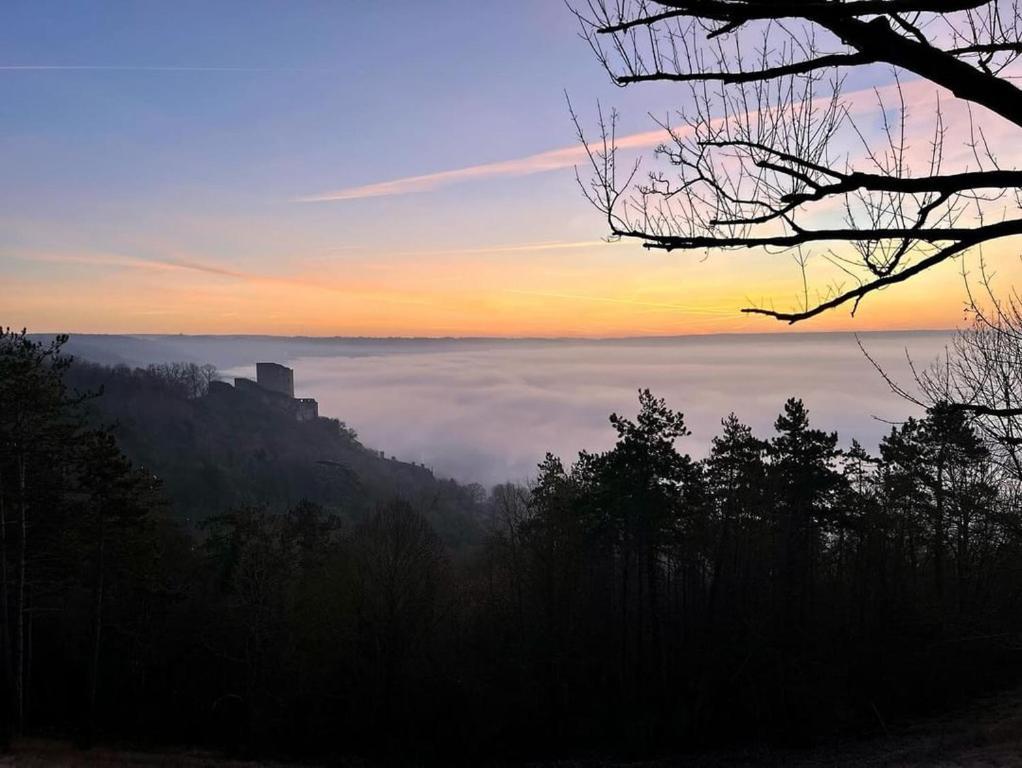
(58, 332, 954, 486)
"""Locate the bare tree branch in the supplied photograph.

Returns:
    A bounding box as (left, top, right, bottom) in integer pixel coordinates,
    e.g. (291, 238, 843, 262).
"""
(570, 0, 1022, 322)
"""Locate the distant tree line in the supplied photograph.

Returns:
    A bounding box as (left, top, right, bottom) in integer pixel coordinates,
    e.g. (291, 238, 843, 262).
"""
(3, 328, 1022, 762)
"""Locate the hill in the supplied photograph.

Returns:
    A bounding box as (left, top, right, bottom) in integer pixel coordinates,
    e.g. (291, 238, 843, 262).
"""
(65, 361, 487, 549)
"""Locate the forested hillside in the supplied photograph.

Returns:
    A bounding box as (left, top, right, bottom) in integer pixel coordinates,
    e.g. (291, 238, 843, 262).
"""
(66, 360, 486, 549)
(4, 330, 1022, 764)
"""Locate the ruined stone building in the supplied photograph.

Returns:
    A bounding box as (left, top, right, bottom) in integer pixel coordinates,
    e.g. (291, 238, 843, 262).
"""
(213, 362, 319, 421)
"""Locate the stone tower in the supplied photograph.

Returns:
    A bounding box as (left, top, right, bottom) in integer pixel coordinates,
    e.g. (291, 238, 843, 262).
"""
(255, 362, 294, 397)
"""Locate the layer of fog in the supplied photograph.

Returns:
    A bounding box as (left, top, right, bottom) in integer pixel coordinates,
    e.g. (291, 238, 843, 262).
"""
(216, 333, 951, 486)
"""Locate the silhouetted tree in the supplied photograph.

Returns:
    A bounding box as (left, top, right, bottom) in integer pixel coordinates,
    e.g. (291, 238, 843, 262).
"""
(0, 329, 82, 735)
(5, 342, 1022, 761)
(570, 2, 1022, 322)
(70, 428, 162, 745)
(350, 500, 448, 752)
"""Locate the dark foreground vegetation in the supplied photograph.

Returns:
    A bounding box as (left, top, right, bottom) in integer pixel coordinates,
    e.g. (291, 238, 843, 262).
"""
(2, 328, 1022, 764)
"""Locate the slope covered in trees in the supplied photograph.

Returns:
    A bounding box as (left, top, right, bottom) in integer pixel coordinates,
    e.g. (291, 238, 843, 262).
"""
(65, 359, 486, 550)
(3, 330, 1022, 763)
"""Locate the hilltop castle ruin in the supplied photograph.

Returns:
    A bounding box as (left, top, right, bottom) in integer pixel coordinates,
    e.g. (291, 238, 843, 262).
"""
(209, 362, 319, 421)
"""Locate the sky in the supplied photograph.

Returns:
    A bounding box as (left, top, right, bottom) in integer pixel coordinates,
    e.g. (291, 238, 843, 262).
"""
(2, 1, 1019, 337)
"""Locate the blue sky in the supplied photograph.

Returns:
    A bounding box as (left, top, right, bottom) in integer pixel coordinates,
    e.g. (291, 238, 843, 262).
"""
(0, 2, 985, 335)
(2, 2, 643, 211)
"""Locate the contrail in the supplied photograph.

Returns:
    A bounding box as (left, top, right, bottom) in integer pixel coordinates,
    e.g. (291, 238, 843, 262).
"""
(0, 65, 313, 72)
(298, 77, 946, 205)
(296, 128, 670, 203)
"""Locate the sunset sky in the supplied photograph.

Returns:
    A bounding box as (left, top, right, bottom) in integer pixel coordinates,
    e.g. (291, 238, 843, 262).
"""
(3, 1, 1018, 337)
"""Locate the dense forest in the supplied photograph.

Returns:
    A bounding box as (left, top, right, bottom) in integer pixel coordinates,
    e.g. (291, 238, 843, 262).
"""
(3, 328, 1022, 763)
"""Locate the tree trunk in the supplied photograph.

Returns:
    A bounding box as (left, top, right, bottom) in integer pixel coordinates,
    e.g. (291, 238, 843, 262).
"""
(24, 609, 31, 732)
(934, 454, 946, 630)
(86, 513, 106, 746)
(15, 453, 26, 736)
(0, 468, 11, 742)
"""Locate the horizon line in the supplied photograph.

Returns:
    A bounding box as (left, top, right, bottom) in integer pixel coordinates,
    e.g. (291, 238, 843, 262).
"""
(26, 328, 957, 342)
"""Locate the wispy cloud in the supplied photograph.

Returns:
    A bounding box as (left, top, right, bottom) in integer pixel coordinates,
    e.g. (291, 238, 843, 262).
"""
(14, 251, 263, 279)
(297, 128, 670, 203)
(360, 239, 619, 259)
(5, 250, 442, 308)
(504, 289, 741, 315)
(298, 77, 968, 206)
(0, 65, 309, 72)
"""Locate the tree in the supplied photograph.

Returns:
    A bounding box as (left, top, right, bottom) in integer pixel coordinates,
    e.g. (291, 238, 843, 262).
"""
(570, 1, 1022, 322)
(766, 400, 843, 652)
(349, 501, 448, 750)
(71, 428, 162, 745)
(144, 363, 219, 399)
(200, 501, 344, 751)
(703, 414, 767, 627)
(595, 389, 698, 701)
(860, 268, 1022, 478)
(880, 406, 996, 621)
(0, 329, 81, 735)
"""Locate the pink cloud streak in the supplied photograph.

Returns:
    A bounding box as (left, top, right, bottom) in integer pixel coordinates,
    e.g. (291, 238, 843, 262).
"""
(299, 76, 1020, 206)
(297, 129, 670, 203)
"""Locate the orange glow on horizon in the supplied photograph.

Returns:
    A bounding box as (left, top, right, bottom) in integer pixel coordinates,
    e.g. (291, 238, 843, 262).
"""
(8, 235, 1013, 337)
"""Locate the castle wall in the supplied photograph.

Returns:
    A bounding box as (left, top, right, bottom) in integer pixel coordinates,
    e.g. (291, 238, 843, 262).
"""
(295, 398, 319, 422)
(234, 377, 261, 393)
(219, 365, 317, 424)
